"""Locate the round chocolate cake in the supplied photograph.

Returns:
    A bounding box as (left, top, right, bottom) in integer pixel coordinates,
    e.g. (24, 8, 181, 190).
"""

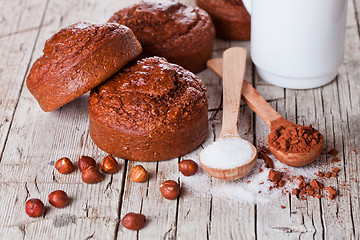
(89, 57, 208, 161)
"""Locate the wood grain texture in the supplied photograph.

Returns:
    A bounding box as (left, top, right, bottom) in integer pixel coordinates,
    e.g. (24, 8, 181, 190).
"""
(0, 0, 359, 239)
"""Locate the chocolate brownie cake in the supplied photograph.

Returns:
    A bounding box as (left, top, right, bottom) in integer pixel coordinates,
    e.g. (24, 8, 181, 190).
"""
(196, 0, 251, 40)
(108, 0, 215, 73)
(26, 22, 142, 112)
(89, 57, 208, 162)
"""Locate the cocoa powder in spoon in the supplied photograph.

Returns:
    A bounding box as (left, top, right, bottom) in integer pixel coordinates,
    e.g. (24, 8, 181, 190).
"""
(268, 124, 322, 154)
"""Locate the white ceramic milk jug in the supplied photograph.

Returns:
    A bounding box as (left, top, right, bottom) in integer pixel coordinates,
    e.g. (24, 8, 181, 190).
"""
(242, 0, 348, 89)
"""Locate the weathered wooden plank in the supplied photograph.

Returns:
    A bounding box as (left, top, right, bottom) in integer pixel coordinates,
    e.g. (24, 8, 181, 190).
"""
(0, 0, 48, 161)
(320, 0, 360, 239)
(0, 1, 54, 237)
(208, 107, 256, 240)
(315, 0, 360, 239)
(354, 0, 360, 38)
(116, 158, 179, 240)
(176, 144, 212, 239)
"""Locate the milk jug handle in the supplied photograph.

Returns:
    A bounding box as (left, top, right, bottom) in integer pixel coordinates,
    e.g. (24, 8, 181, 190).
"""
(242, 0, 252, 15)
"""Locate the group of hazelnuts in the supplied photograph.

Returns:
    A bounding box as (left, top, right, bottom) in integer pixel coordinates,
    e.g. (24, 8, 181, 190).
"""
(25, 155, 199, 231)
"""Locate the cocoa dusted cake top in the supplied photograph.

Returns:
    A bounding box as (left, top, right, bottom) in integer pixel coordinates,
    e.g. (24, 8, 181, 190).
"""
(108, 0, 212, 53)
(89, 57, 208, 133)
(28, 22, 136, 88)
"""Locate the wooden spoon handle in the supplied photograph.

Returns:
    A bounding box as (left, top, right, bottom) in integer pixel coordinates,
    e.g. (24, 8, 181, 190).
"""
(220, 47, 247, 138)
(207, 58, 282, 127)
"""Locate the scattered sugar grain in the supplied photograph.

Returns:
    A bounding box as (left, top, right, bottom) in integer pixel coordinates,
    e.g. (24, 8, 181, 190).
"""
(181, 142, 329, 203)
(199, 138, 254, 169)
(181, 151, 321, 203)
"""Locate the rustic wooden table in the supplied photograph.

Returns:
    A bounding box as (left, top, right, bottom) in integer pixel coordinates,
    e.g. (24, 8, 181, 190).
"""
(1, 0, 359, 239)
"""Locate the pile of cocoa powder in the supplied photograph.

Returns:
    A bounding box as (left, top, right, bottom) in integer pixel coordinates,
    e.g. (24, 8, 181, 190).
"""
(267, 123, 322, 153)
(258, 146, 339, 200)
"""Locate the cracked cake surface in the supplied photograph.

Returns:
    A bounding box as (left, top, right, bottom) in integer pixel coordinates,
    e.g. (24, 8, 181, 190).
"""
(26, 22, 142, 111)
(89, 57, 208, 161)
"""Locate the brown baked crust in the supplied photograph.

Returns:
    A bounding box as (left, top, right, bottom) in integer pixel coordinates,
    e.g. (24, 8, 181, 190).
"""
(196, 0, 251, 40)
(108, 0, 215, 73)
(89, 57, 208, 161)
(26, 22, 142, 112)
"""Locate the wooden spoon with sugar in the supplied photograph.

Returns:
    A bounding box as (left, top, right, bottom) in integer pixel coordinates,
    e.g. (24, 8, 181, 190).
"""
(199, 47, 258, 181)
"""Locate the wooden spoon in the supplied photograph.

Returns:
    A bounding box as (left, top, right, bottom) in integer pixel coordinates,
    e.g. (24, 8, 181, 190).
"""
(207, 58, 324, 167)
(199, 47, 258, 181)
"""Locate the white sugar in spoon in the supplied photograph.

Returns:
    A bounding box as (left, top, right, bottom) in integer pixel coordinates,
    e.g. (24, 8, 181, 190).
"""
(199, 47, 257, 181)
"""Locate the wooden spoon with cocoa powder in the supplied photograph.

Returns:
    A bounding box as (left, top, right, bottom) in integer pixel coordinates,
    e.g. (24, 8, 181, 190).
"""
(207, 58, 324, 167)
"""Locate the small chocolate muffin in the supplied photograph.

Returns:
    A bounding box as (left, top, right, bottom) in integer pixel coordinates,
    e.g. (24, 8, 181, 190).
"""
(26, 22, 142, 112)
(108, 0, 215, 73)
(196, 0, 251, 40)
(89, 57, 208, 162)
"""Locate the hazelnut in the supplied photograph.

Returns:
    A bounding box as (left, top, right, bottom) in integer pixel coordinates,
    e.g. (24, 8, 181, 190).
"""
(159, 180, 180, 200)
(121, 212, 146, 230)
(100, 155, 119, 174)
(81, 166, 104, 184)
(25, 198, 45, 218)
(48, 190, 70, 208)
(178, 159, 198, 176)
(131, 165, 149, 183)
(55, 157, 74, 174)
(78, 156, 96, 172)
